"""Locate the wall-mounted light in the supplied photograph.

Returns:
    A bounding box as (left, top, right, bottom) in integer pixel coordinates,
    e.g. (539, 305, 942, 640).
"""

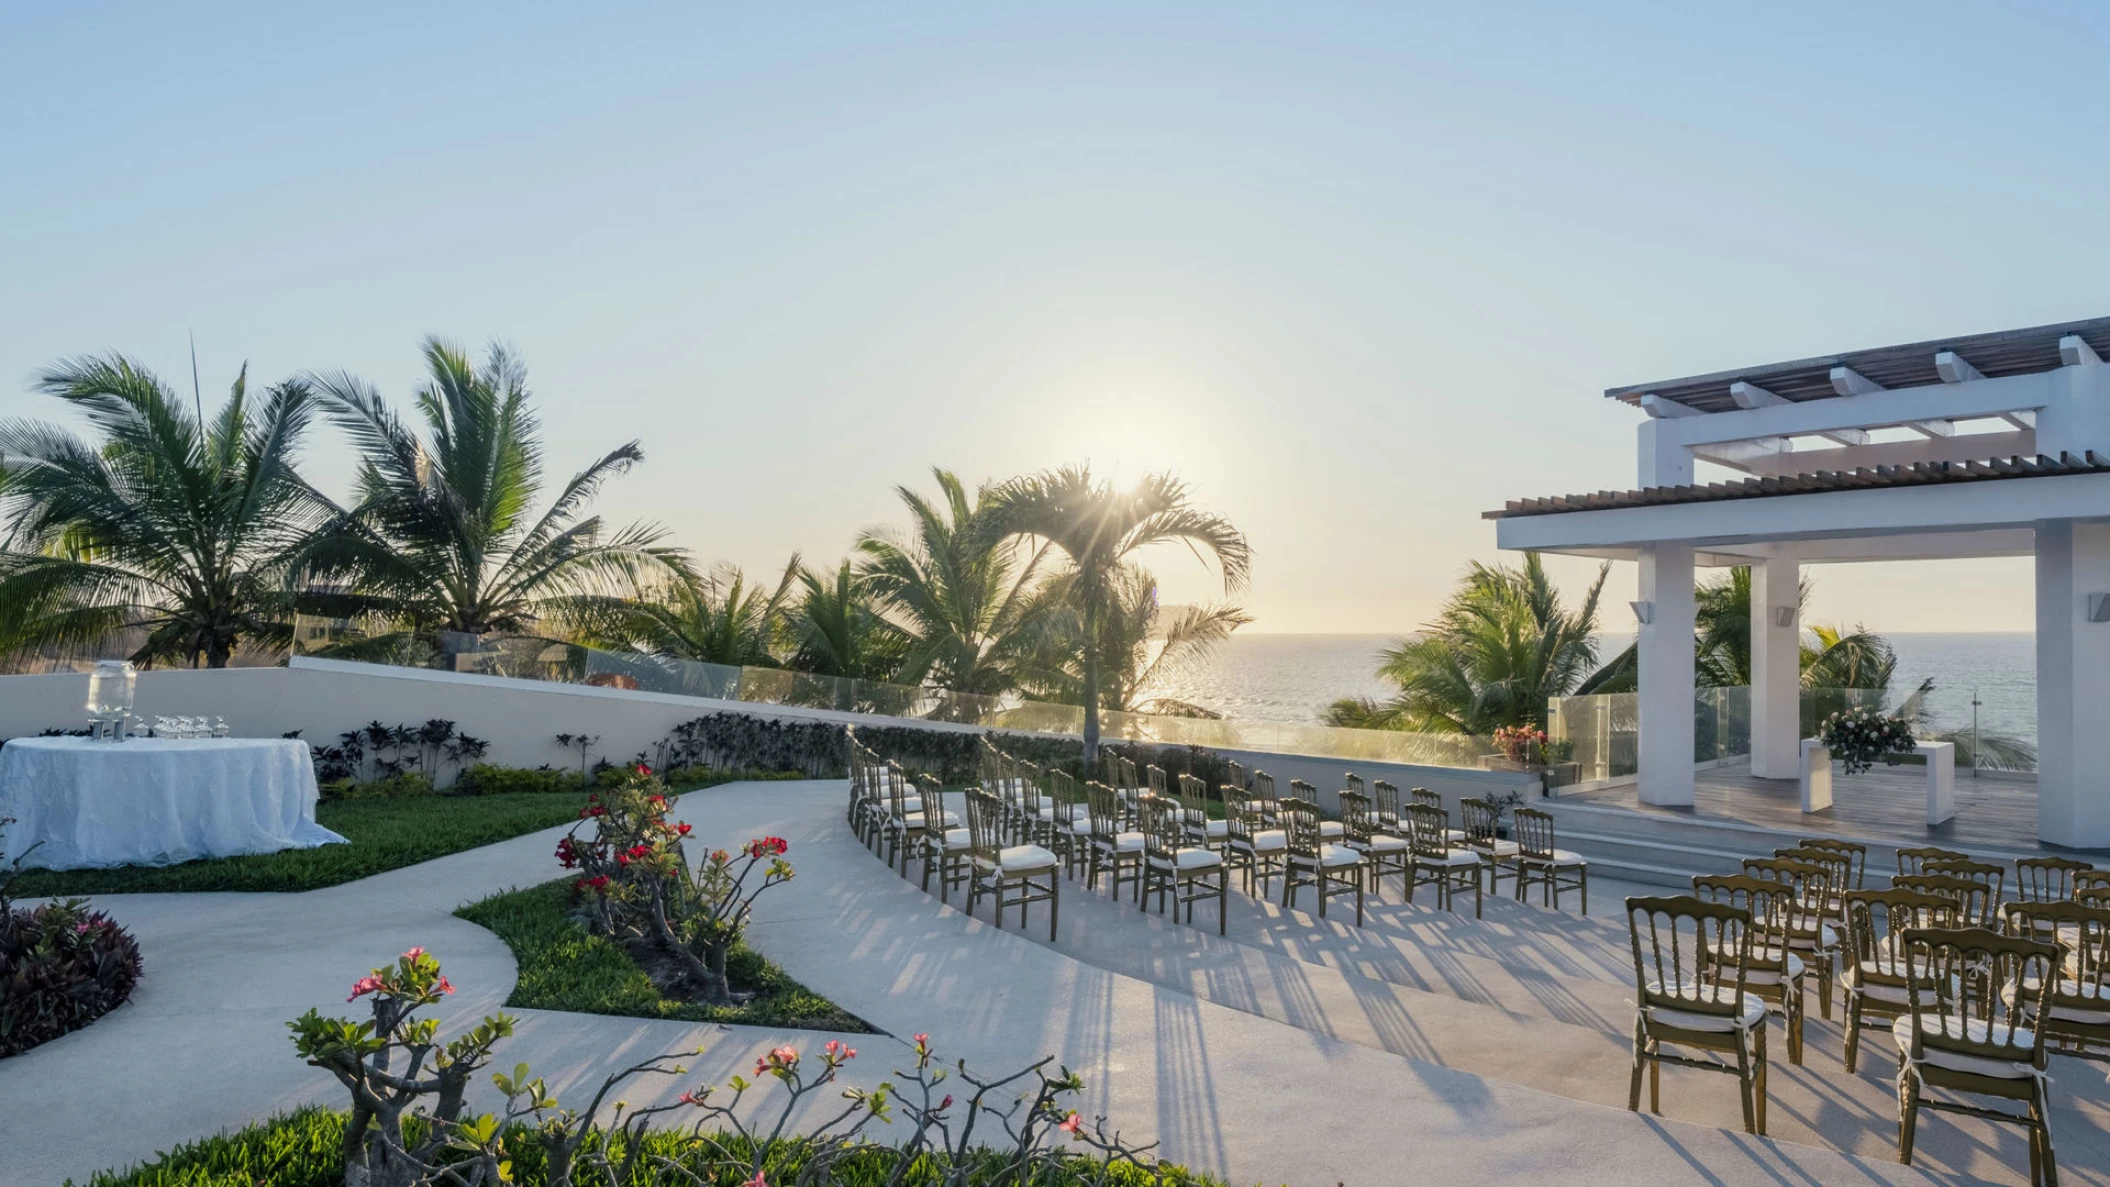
(1630, 600, 1654, 625)
(2089, 593, 2110, 623)
(1772, 606, 1796, 628)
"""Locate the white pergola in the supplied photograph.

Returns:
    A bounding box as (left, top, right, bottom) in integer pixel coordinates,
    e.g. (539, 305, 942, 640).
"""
(1490, 316, 2110, 849)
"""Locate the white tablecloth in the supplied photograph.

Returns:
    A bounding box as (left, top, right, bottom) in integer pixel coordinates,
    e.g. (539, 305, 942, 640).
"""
(0, 736, 346, 870)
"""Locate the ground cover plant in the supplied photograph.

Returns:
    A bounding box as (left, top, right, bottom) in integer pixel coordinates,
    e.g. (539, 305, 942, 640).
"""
(1, 821, 144, 1058)
(456, 878, 868, 1031)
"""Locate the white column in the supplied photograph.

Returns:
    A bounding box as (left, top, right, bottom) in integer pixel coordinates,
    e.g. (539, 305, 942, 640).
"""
(1637, 544, 1696, 806)
(2035, 520, 2110, 847)
(1748, 553, 1802, 779)
(1637, 419, 1694, 488)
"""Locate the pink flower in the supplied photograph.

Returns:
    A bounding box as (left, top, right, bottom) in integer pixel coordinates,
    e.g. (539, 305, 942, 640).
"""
(913, 1032, 929, 1046)
(437, 976, 455, 996)
(771, 1044, 798, 1065)
(939, 1094, 953, 1111)
(743, 1172, 767, 1187)
(1057, 1112, 1082, 1138)
(402, 947, 426, 963)
(347, 974, 384, 1001)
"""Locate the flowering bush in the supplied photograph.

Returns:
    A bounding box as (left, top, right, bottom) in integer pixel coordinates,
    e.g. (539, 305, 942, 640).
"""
(292, 949, 1183, 1187)
(0, 894, 144, 1058)
(1492, 725, 1548, 765)
(1819, 707, 1917, 776)
(559, 764, 794, 1005)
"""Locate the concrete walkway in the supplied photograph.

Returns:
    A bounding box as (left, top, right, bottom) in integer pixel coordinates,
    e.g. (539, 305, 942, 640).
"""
(0, 781, 2088, 1186)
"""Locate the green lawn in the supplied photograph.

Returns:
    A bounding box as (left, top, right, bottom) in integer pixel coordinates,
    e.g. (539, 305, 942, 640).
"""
(455, 878, 872, 1032)
(11, 792, 593, 896)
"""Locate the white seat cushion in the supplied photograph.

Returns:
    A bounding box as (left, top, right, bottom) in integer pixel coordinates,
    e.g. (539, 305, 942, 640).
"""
(1740, 952, 1807, 988)
(1360, 834, 1411, 853)
(939, 827, 972, 851)
(1310, 842, 1362, 868)
(1037, 804, 1089, 822)
(1444, 829, 1467, 844)
(1893, 1015, 2039, 1078)
(900, 795, 924, 813)
(995, 843, 1059, 873)
(1153, 846, 1224, 871)
(1525, 848, 1587, 867)
(1644, 982, 1766, 1032)
(1417, 849, 1480, 868)
(1317, 820, 1346, 839)
(2006, 977, 2110, 1025)
(1246, 829, 1288, 854)
(1203, 819, 1229, 839)
(1100, 830, 1146, 853)
(1787, 923, 1841, 951)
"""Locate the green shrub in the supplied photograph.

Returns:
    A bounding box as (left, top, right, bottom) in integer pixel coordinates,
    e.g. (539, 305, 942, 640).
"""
(460, 763, 579, 795)
(2, 898, 143, 1058)
(321, 770, 435, 801)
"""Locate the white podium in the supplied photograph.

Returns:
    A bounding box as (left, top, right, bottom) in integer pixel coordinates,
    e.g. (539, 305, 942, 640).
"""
(1798, 739, 1955, 826)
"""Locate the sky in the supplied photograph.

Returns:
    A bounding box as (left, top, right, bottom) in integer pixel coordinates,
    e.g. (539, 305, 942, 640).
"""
(4, 2, 2106, 635)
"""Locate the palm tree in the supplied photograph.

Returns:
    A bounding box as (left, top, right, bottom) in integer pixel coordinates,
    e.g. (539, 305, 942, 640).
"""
(303, 338, 685, 643)
(985, 466, 1250, 764)
(1326, 554, 1606, 735)
(855, 468, 1053, 697)
(615, 561, 797, 668)
(784, 559, 905, 681)
(1016, 564, 1249, 717)
(0, 355, 340, 667)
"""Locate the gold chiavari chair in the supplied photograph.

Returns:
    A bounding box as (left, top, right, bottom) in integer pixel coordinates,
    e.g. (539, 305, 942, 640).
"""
(1225, 759, 1248, 795)
(1897, 845, 1969, 878)
(963, 786, 1060, 940)
(1014, 760, 1050, 848)
(1221, 782, 1286, 897)
(1139, 794, 1229, 934)
(2016, 856, 2094, 904)
(1514, 807, 1588, 913)
(1626, 895, 1769, 1135)
(1895, 927, 2059, 1185)
(1372, 780, 1404, 837)
(1692, 873, 1807, 1065)
(1411, 787, 1467, 843)
(1281, 798, 1363, 925)
(1177, 773, 1225, 849)
(1839, 888, 1961, 1074)
(920, 773, 975, 903)
(1081, 780, 1144, 901)
(1894, 872, 1996, 930)
(1777, 845, 1852, 924)
(1044, 769, 1090, 878)
(1743, 856, 1839, 1019)
(878, 759, 929, 876)
(1924, 856, 2006, 908)
(1461, 796, 1521, 898)
(1250, 769, 1281, 828)
(1286, 778, 1346, 840)
(1405, 802, 1482, 918)
(1339, 786, 1411, 899)
(1796, 837, 1869, 891)
(2000, 899, 2110, 1068)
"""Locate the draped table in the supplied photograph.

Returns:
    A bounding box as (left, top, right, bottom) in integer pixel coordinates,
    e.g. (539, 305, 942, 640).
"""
(0, 736, 346, 870)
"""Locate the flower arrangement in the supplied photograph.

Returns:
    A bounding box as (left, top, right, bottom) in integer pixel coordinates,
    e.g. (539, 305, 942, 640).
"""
(1491, 725, 1548, 765)
(1818, 708, 1917, 776)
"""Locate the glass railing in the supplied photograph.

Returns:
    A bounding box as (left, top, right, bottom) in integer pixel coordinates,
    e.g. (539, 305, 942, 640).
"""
(1547, 685, 1906, 784)
(289, 616, 1496, 769)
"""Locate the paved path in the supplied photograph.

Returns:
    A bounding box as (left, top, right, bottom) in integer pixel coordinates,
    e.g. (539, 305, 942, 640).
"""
(0, 780, 2088, 1186)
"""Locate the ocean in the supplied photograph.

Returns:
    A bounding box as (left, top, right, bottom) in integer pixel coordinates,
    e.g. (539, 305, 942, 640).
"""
(1151, 632, 2038, 744)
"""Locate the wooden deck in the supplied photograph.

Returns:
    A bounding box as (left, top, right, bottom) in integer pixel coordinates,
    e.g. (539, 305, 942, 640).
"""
(1560, 761, 2110, 857)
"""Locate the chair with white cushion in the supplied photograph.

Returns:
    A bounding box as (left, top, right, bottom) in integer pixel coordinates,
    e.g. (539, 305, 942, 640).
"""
(1693, 873, 1808, 1065)
(1249, 769, 1281, 829)
(1340, 787, 1410, 900)
(919, 773, 975, 904)
(1039, 768, 1090, 876)
(1894, 926, 2059, 1185)
(1796, 836, 1870, 893)
(1286, 778, 1345, 841)
(1221, 783, 1284, 897)
(1839, 888, 1962, 1074)
(1626, 894, 1770, 1136)
(1461, 796, 1520, 898)
(1513, 807, 1588, 913)
(1925, 856, 2006, 917)
(963, 787, 1060, 940)
(2016, 856, 2094, 904)
(1178, 772, 1226, 850)
(1897, 845, 1969, 879)
(1744, 856, 1840, 1020)
(1894, 872, 1995, 932)
(2001, 899, 2110, 1069)
(1411, 786, 1469, 844)
(1140, 794, 1228, 934)
(1280, 798, 1363, 925)
(1405, 802, 1481, 919)
(1082, 779, 1145, 901)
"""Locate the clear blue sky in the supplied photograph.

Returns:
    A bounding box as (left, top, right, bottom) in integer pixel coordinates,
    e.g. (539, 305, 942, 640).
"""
(5, 2, 2106, 632)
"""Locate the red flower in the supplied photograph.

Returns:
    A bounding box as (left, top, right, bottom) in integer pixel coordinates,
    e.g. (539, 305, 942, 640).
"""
(347, 974, 384, 1001)
(746, 836, 789, 859)
(676, 822, 692, 837)
(635, 762, 653, 776)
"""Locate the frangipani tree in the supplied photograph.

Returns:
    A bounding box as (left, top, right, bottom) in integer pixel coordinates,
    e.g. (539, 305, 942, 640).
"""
(0, 355, 341, 667)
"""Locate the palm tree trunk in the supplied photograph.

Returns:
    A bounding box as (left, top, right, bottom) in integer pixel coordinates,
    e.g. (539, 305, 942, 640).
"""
(1082, 597, 1101, 772)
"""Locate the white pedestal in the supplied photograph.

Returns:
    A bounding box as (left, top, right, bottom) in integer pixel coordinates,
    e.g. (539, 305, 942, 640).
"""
(1799, 739, 1833, 813)
(1917, 741, 1956, 826)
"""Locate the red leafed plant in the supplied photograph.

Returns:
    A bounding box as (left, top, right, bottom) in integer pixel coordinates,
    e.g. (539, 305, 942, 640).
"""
(557, 765, 794, 1005)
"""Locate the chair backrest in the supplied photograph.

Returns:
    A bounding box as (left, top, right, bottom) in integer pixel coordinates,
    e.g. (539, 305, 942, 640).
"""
(1251, 770, 1279, 819)
(1898, 926, 2056, 1074)
(1139, 794, 1183, 862)
(977, 736, 1002, 789)
(1795, 837, 1869, 890)
(1460, 797, 1501, 848)
(1897, 845, 1968, 878)
(1923, 856, 2005, 904)
(1284, 778, 1316, 807)
(1512, 807, 1559, 861)
(1048, 768, 1080, 817)
(1372, 780, 1403, 828)
(1890, 872, 1994, 928)
(1843, 888, 1961, 989)
(2002, 899, 2110, 999)
(885, 761, 917, 818)
(1279, 798, 1324, 858)
(2015, 855, 2094, 903)
(1177, 773, 1209, 823)
(1015, 760, 1045, 814)
(1404, 803, 1456, 859)
(1776, 846, 1852, 900)
(1338, 788, 1376, 843)
(1145, 763, 1169, 797)
(1740, 857, 1831, 939)
(1343, 772, 1365, 803)
(1084, 780, 1123, 839)
(1225, 759, 1248, 793)
(1691, 874, 1801, 975)
(1410, 786, 1442, 809)
(1627, 895, 1754, 1024)
(1221, 784, 1258, 848)
(963, 787, 1004, 859)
